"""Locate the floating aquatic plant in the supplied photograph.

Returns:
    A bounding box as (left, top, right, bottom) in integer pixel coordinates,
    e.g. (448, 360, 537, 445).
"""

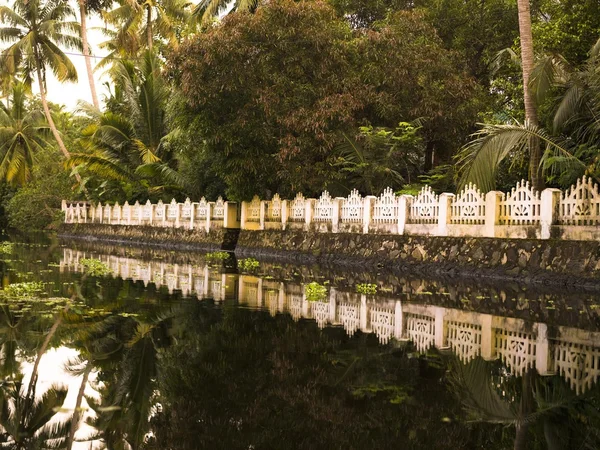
(80, 259, 113, 277)
(305, 282, 327, 302)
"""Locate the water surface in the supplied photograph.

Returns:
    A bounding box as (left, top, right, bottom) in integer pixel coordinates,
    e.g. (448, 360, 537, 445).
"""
(0, 236, 599, 449)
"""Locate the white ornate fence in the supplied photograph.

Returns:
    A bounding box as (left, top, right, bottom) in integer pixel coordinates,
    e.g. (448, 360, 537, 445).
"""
(559, 176, 600, 226)
(408, 186, 439, 224)
(451, 183, 485, 225)
(63, 176, 600, 240)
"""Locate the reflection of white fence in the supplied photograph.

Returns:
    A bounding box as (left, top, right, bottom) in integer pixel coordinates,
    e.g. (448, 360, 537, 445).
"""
(63, 176, 600, 240)
(61, 247, 600, 394)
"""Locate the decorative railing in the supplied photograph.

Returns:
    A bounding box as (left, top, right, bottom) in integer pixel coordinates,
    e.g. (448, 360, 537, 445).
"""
(340, 189, 363, 223)
(314, 191, 334, 223)
(247, 196, 261, 223)
(372, 187, 398, 224)
(499, 181, 541, 225)
(559, 175, 600, 226)
(451, 183, 485, 225)
(408, 186, 439, 224)
(265, 194, 282, 222)
(63, 176, 600, 240)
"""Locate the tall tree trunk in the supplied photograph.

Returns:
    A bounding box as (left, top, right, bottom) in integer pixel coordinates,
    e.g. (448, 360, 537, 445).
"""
(67, 360, 93, 450)
(79, 0, 99, 109)
(514, 370, 535, 450)
(35, 62, 82, 184)
(147, 5, 153, 50)
(26, 314, 64, 401)
(517, 0, 544, 191)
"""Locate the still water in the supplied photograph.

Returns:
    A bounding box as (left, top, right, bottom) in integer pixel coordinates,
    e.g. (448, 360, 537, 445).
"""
(0, 235, 599, 449)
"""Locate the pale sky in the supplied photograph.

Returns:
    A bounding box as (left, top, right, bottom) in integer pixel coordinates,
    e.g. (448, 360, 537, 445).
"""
(0, 1, 110, 110)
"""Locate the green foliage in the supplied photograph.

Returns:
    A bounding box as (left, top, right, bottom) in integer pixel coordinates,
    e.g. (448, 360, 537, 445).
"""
(0, 242, 13, 254)
(70, 52, 183, 203)
(305, 281, 328, 302)
(0, 83, 50, 186)
(356, 283, 377, 295)
(333, 122, 424, 194)
(169, 1, 480, 198)
(4, 149, 73, 231)
(79, 258, 113, 277)
(0, 0, 81, 84)
(238, 257, 259, 272)
(458, 38, 600, 191)
(532, 0, 600, 66)
(1, 281, 45, 299)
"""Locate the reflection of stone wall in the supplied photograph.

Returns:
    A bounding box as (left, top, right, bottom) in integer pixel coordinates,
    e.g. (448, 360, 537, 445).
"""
(236, 230, 600, 284)
(60, 223, 233, 250)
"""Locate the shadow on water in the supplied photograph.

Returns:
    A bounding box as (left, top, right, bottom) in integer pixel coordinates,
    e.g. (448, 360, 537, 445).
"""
(0, 235, 597, 449)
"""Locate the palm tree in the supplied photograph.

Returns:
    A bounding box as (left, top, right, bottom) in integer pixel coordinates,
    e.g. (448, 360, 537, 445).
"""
(78, 0, 114, 108)
(68, 51, 183, 200)
(0, 0, 82, 166)
(0, 82, 50, 186)
(517, 0, 543, 191)
(457, 38, 600, 191)
(193, 0, 257, 25)
(102, 0, 189, 54)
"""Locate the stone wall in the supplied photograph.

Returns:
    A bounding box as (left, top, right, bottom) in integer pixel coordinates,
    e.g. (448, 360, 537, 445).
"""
(60, 223, 237, 251)
(236, 229, 600, 287)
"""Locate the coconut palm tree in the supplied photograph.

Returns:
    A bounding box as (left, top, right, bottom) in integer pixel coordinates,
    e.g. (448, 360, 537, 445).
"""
(77, 0, 114, 108)
(456, 38, 600, 191)
(0, 0, 82, 169)
(517, 0, 543, 191)
(68, 51, 183, 200)
(192, 0, 257, 25)
(0, 82, 50, 186)
(102, 0, 189, 54)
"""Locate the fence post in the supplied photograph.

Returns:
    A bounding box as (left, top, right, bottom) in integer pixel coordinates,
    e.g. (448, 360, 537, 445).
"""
(540, 188, 561, 239)
(189, 202, 195, 230)
(259, 200, 266, 231)
(361, 196, 374, 234)
(480, 314, 494, 360)
(437, 193, 454, 236)
(484, 191, 502, 238)
(535, 323, 552, 375)
(394, 301, 403, 339)
(332, 198, 342, 233)
(397, 195, 412, 235)
(175, 202, 181, 228)
(305, 199, 316, 231)
(281, 200, 288, 230)
(205, 202, 212, 232)
(434, 306, 446, 348)
(240, 201, 248, 230)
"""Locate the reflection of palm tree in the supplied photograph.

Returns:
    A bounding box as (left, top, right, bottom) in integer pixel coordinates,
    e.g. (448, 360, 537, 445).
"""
(449, 357, 600, 450)
(0, 310, 72, 449)
(0, 306, 29, 379)
(0, 380, 71, 449)
(82, 311, 175, 449)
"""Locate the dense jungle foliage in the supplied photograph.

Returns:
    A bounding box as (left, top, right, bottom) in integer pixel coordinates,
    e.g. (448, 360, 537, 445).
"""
(0, 0, 600, 229)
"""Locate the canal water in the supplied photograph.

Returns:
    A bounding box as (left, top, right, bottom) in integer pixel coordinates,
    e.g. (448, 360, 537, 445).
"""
(0, 235, 599, 449)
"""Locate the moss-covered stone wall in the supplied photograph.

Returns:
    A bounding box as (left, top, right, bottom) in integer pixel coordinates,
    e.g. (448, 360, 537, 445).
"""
(236, 230, 600, 286)
(59, 223, 237, 251)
